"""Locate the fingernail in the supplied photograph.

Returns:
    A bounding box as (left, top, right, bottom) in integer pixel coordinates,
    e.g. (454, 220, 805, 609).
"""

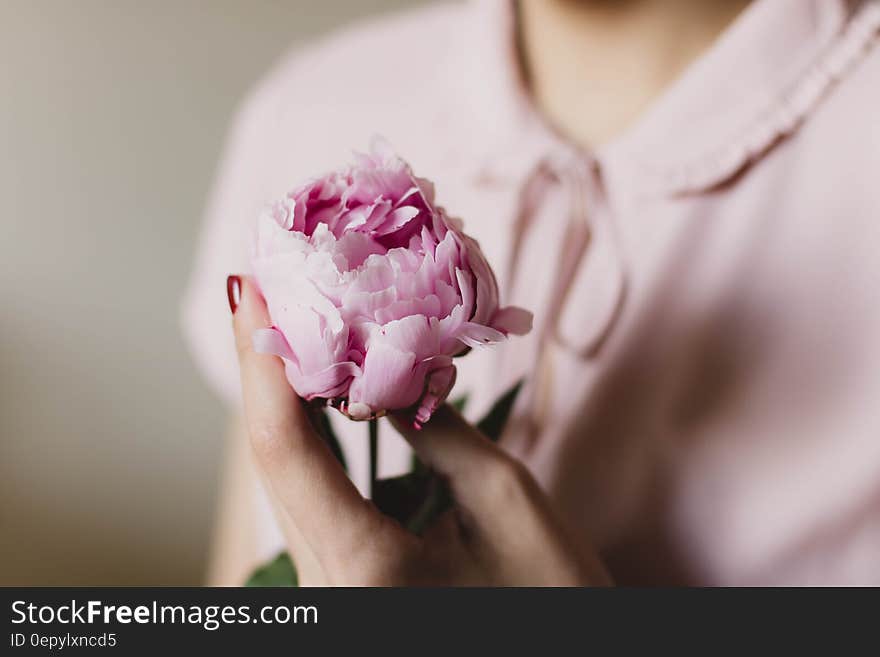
(226, 275, 241, 314)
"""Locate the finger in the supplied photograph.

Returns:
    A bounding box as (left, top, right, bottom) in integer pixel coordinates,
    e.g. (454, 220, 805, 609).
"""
(388, 405, 521, 515)
(391, 404, 611, 584)
(230, 275, 396, 566)
(262, 474, 327, 586)
(225, 414, 326, 586)
(389, 405, 497, 482)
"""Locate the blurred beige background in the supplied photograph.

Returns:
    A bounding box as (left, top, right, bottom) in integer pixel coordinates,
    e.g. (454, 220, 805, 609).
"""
(0, 0, 418, 585)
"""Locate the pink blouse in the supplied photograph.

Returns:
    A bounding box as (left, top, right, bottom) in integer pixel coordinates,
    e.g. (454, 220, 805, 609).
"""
(183, 0, 880, 584)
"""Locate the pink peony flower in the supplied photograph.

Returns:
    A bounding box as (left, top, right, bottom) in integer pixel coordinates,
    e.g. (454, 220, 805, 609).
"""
(251, 138, 532, 425)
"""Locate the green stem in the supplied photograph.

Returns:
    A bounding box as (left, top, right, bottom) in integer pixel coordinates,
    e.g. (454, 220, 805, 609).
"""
(368, 417, 378, 498)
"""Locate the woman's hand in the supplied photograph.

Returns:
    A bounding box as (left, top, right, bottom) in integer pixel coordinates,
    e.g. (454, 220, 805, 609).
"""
(229, 276, 611, 586)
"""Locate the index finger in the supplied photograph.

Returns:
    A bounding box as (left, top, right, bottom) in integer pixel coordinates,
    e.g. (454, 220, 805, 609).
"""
(389, 405, 516, 511)
(228, 275, 395, 567)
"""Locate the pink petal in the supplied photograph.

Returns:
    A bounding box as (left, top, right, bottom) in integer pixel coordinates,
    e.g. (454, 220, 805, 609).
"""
(375, 205, 420, 236)
(369, 134, 397, 161)
(347, 341, 420, 411)
(415, 363, 457, 425)
(491, 306, 533, 336)
(286, 360, 359, 400)
(455, 268, 475, 318)
(377, 314, 440, 359)
(334, 231, 386, 270)
(252, 327, 295, 361)
(458, 322, 507, 348)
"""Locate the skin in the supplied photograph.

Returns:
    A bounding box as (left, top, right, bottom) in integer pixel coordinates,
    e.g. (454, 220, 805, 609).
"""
(229, 277, 611, 585)
(518, 0, 752, 147)
(209, 0, 752, 586)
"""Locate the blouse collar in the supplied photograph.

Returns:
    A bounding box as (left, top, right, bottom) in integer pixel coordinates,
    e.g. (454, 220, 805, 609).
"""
(456, 0, 880, 197)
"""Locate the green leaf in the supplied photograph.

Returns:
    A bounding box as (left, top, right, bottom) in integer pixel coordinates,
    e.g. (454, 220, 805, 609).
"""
(406, 476, 451, 536)
(476, 380, 523, 442)
(450, 394, 469, 413)
(244, 551, 298, 587)
(373, 469, 452, 536)
(399, 382, 525, 534)
(373, 470, 433, 528)
(410, 452, 428, 476)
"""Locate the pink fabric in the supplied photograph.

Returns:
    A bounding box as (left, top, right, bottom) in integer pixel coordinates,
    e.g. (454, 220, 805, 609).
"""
(182, 0, 880, 584)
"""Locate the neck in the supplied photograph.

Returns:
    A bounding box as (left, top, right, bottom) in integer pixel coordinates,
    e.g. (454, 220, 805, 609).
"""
(517, 0, 752, 148)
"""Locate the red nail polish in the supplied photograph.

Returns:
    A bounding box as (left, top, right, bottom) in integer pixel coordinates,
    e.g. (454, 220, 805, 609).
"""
(227, 275, 241, 314)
